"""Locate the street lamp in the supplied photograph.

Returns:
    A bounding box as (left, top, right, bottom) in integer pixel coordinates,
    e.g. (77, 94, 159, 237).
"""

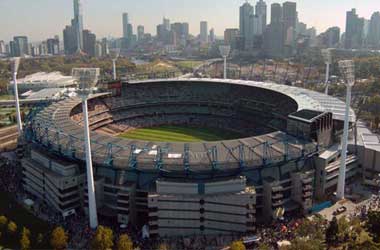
(321, 49, 332, 95)
(110, 49, 120, 80)
(219, 45, 231, 79)
(336, 60, 355, 200)
(11, 58, 23, 135)
(72, 68, 100, 229)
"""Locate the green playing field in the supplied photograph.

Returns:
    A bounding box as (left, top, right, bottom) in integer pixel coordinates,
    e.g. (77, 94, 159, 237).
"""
(118, 125, 242, 142)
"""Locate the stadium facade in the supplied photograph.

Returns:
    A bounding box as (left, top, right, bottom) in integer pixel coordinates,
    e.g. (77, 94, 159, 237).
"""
(21, 78, 372, 237)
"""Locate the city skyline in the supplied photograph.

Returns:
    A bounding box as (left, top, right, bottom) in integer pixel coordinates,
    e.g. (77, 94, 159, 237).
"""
(0, 0, 378, 42)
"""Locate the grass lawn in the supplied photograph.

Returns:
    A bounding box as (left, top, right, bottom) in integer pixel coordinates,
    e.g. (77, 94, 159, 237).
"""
(0, 95, 13, 100)
(175, 60, 203, 70)
(0, 191, 51, 249)
(118, 125, 242, 142)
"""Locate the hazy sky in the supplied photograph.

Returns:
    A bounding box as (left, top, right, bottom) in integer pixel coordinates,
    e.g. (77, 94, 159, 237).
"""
(0, 0, 378, 42)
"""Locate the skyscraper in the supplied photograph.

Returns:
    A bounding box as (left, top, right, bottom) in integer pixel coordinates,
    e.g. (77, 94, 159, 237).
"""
(0, 41, 6, 54)
(368, 12, 380, 49)
(263, 3, 284, 57)
(63, 20, 77, 55)
(209, 28, 215, 44)
(83, 30, 96, 57)
(47, 38, 60, 55)
(200, 21, 208, 44)
(73, 0, 84, 52)
(123, 13, 129, 39)
(255, 0, 267, 34)
(137, 25, 145, 41)
(345, 9, 364, 49)
(240, 2, 254, 49)
(13, 36, 29, 56)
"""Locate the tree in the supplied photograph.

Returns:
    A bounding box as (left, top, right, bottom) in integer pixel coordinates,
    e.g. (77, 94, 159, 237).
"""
(367, 210, 380, 243)
(158, 243, 170, 250)
(257, 242, 271, 250)
(91, 226, 114, 250)
(230, 240, 246, 250)
(50, 227, 68, 250)
(20, 227, 31, 250)
(0, 216, 7, 228)
(116, 234, 133, 250)
(337, 216, 351, 243)
(326, 216, 339, 246)
(7, 221, 17, 234)
(283, 238, 324, 250)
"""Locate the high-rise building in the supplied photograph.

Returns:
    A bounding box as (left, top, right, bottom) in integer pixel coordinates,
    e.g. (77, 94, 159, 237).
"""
(318, 27, 340, 48)
(73, 0, 84, 52)
(83, 30, 96, 57)
(63, 21, 77, 55)
(209, 28, 216, 43)
(163, 18, 171, 31)
(47, 38, 60, 55)
(271, 3, 282, 24)
(123, 13, 129, 39)
(345, 9, 364, 49)
(101, 38, 109, 56)
(224, 28, 239, 48)
(255, 0, 267, 34)
(263, 3, 284, 57)
(0, 41, 6, 54)
(368, 12, 380, 49)
(13, 36, 29, 56)
(137, 25, 145, 41)
(240, 2, 254, 49)
(200, 21, 208, 44)
(282, 2, 297, 55)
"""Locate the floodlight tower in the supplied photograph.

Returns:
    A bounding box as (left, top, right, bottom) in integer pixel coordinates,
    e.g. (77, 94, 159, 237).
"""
(322, 49, 332, 95)
(110, 49, 120, 80)
(336, 60, 355, 200)
(72, 68, 100, 229)
(219, 45, 231, 79)
(11, 58, 22, 135)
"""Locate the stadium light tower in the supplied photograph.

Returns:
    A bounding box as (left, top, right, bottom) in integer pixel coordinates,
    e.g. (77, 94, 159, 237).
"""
(11, 58, 23, 135)
(72, 68, 100, 229)
(110, 49, 120, 80)
(336, 60, 355, 200)
(219, 45, 231, 79)
(322, 49, 332, 95)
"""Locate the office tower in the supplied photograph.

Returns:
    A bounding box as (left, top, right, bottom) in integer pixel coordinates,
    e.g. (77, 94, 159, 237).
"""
(368, 12, 380, 49)
(163, 18, 171, 31)
(200, 21, 208, 44)
(282, 2, 297, 38)
(73, 0, 84, 52)
(0, 41, 5, 54)
(83, 30, 96, 57)
(101, 38, 109, 56)
(95, 42, 102, 57)
(263, 3, 284, 57)
(345, 9, 364, 49)
(240, 2, 254, 49)
(209, 28, 216, 43)
(63, 21, 77, 55)
(182, 23, 189, 39)
(224, 28, 239, 48)
(271, 3, 282, 24)
(47, 38, 60, 55)
(39, 42, 48, 56)
(123, 13, 129, 39)
(137, 25, 145, 41)
(255, 0, 267, 34)
(13, 36, 29, 56)
(325, 27, 340, 48)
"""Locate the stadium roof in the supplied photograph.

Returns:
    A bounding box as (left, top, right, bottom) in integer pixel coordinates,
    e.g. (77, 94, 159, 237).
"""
(130, 78, 356, 122)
